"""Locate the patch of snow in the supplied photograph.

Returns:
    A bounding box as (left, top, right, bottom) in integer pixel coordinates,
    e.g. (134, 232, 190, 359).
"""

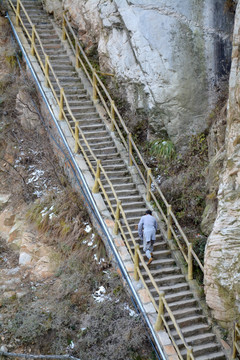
(33, 190, 43, 198)
(85, 224, 92, 233)
(94, 254, 105, 265)
(92, 286, 111, 303)
(124, 304, 138, 317)
(103, 270, 111, 278)
(41, 207, 49, 217)
(49, 212, 56, 220)
(27, 169, 45, 184)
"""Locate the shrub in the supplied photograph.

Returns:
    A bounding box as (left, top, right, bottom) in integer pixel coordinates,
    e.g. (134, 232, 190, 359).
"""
(149, 139, 175, 160)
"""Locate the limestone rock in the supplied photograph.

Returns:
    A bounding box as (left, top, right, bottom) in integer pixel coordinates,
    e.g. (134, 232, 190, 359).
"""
(19, 252, 32, 265)
(16, 90, 41, 131)
(0, 194, 10, 210)
(204, 1, 240, 325)
(60, 0, 234, 150)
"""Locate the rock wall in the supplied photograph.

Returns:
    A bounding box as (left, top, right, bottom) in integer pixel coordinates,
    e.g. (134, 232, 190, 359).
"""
(204, 1, 240, 326)
(58, 0, 234, 150)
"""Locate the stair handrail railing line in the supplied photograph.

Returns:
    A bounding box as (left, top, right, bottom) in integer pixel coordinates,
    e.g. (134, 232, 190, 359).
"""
(62, 12, 203, 281)
(6, 3, 198, 358)
(232, 322, 240, 359)
(134, 246, 194, 360)
(57, 81, 196, 360)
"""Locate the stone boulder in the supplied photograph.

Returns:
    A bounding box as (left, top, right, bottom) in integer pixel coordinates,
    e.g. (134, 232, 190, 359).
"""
(59, 0, 234, 150)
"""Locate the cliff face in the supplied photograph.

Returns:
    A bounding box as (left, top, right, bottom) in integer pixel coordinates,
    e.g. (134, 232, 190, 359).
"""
(60, 0, 234, 150)
(204, 1, 240, 326)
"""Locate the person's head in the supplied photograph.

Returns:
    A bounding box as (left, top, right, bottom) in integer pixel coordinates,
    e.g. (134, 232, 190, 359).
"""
(145, 210, 152, 215)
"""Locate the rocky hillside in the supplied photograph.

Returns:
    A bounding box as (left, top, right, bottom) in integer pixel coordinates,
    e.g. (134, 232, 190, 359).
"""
(0, 15, 154, 360)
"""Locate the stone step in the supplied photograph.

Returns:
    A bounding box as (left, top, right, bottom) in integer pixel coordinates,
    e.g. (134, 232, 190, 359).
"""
(49, 54, 72, 62)
(122, 208, 149, 219)
(83, 140, 115, 150)
(83, 129, 110, 138)
(167, 298, 199, 311)
(176, 333, 217, 348)
(141, 257, 176, 270)
(108, 194, 144, 205)
(164, 290, 194, 304)
(64, 105, 97, 114)
(104, 188, 140, 198)
(172, 323, 211, 338)
(166, 306, 203, 321)
(50, 78, 83, 87)
(167, 314, 206, 330)
(67, 99, 93, 107)
(181, 343, 221, 359)
(50, 63, 74, 71)
(90, 157, 125, 167)
(101, 176, 133, 185)
(114, 201, 146, 211)
(159, 281, 190, 294)
(196, 350, 226, 360)
(68, 112, 100, 121)
(40, 37, 60, 45)
(142, 266, 182, 279)
(145, 274, 186, 286)
(104, 183, 137, 193)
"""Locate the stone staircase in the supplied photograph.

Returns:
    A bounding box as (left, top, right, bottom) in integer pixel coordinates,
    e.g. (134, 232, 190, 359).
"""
(9, 1, 227, 359)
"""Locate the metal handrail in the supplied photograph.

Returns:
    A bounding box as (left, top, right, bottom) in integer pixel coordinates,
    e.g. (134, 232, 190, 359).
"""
(7, 2, 200, 358)
(62, 12, 204, 282)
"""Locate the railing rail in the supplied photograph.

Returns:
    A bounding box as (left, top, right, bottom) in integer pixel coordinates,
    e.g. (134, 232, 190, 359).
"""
(62, 12, 204, 281)
(7, 2, 205, 358)
(233, 322, 240, 359)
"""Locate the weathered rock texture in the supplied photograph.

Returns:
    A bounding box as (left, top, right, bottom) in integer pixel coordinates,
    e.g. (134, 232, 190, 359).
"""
(204, 1, 240, 326)
(56, 0, 235, 150)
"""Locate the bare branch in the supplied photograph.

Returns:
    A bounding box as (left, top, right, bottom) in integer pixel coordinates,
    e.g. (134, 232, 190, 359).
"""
(0, 157, 27, 185)
(17, 96, 40, 118)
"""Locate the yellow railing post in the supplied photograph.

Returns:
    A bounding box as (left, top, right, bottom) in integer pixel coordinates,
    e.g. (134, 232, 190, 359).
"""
(16, 0, 20, 26)
(187, 347, 193, 360)
(154, 291, 165, 331)
(74, 122, 79, 153)
(134, 244, 140, 281)
(59, 88, 64, 120)
(111, 100, 115, 131)
(44, 55, 49, 87)
(167, 205, 172, 240)
(128, 133, 133, 166)
(114, 200, 121, 235)
(75, 43, 80, 68)
(93, 70, 97, 101)
(30, 25, 36, 56)
(92, 160, 101, 193)
(146, 168, 152, 202)
(62, 12, 66, 41)
(188, 243, 193, 280)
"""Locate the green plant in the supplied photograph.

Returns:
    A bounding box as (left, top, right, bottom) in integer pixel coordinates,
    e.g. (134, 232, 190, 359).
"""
(149, 139, 175, 160)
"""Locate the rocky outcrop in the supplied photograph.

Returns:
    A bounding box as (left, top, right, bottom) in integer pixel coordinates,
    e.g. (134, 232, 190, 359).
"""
(204, 1, 240, 326)
(57, 0, 235, 150)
